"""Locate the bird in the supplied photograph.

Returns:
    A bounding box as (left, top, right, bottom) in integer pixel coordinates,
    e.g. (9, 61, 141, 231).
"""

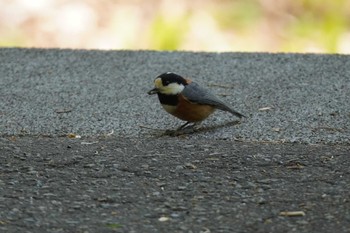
(148, 72, 245, 130)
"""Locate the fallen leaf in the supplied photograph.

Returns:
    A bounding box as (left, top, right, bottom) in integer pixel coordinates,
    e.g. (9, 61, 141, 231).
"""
(55, 108, 72, 114)
(259, 107, 273, 111)
(67, 133, 81, 139)
(279, 211, 305, 217)
(272, 127, 281, 132)
(158, 216, 169, 222)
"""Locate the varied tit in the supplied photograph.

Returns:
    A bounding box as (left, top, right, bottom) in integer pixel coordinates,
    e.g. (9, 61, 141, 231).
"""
(148, 72, 245, 130)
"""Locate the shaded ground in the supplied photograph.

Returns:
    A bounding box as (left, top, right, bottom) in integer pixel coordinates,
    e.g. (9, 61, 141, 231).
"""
(1, 136, 349, 233)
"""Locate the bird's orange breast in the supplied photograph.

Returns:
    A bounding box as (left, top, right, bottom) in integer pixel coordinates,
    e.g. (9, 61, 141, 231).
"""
(169, 94, 216, 122)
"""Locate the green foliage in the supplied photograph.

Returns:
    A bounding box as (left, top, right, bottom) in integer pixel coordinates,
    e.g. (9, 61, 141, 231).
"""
(1, 0, 349, 53)
(0, 30, 27, 47)
(213, 0, 262, 30)
(148, 14, 189, 50)
(284, 0, 349, 52)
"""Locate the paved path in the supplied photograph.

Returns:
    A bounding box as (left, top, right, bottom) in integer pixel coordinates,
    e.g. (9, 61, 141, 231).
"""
(0, 48, 349, 232)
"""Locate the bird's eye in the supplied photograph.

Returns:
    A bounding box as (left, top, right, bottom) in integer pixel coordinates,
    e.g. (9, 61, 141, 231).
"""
(164, 80, 170, 85)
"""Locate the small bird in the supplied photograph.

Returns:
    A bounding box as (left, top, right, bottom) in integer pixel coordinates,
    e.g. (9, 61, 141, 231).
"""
(148, 72, 245, 131)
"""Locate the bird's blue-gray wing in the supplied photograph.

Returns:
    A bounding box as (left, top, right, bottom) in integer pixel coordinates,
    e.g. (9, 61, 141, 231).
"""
(182, 82, 245, 118)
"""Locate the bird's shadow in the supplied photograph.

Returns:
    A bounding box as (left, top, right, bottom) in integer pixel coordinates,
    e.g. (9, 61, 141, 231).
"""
(151, 120, 242, 137)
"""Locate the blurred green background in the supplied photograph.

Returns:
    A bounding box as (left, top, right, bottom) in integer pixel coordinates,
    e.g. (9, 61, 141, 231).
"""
(1, 0, 349, 53)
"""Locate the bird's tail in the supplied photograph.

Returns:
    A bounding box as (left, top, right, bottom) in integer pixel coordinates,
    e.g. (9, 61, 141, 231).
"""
(227, 108, 246, 118)
(217, 104, 246, 118)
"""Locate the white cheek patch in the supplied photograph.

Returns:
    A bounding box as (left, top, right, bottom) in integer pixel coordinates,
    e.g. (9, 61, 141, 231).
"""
(162, 83, 185, 95)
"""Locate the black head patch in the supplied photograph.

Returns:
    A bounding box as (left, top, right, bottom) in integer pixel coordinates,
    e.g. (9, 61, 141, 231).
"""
(157, 72, 188, 86)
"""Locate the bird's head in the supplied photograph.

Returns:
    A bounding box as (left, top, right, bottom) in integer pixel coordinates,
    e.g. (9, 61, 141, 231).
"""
(148, 72, 189, 95)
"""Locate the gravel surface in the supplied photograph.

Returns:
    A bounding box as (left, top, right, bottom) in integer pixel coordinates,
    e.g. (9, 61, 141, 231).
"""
(1, 48, 349, 144)
(1, 136, 349, 233)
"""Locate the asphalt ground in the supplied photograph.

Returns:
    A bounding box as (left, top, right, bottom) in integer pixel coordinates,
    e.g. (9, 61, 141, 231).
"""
(1, 48, 349, 143)
(0, 48, 350, 232)
(1, 136, 349, 233)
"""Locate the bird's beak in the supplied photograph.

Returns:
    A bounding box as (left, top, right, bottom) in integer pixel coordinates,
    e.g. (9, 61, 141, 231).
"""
(147, 88, 159, 95)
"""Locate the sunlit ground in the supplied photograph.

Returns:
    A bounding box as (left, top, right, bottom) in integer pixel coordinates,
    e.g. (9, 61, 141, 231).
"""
(1, 0, 350, 53)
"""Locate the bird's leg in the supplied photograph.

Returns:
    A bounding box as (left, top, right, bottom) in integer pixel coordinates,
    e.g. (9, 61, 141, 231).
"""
(191, 121, 202, 130)
(176, 121, 202, 134)
(162, 122, 202, 136)
(177, 121, 192, 130)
